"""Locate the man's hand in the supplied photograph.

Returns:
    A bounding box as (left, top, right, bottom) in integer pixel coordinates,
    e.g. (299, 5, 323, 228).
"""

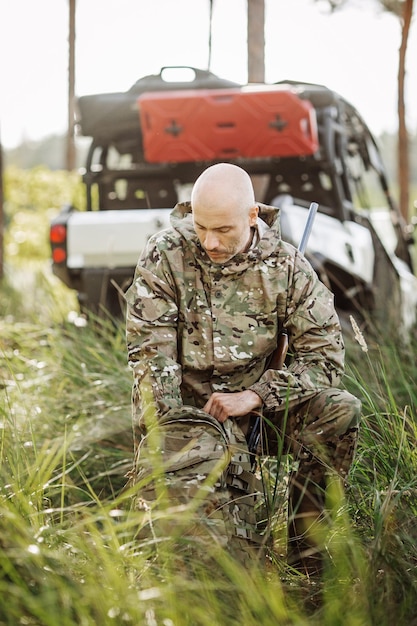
(203, 390, 262, 423)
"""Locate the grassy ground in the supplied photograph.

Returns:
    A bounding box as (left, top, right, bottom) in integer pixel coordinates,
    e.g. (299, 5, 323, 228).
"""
(1, 167, 417, 624)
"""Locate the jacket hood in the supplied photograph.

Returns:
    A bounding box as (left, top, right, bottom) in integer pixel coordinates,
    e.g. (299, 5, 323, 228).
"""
(170, 201, 282, 273)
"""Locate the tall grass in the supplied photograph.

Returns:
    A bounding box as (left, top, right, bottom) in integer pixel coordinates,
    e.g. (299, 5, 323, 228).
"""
(5, 271, 417, 624)
(1, 167, 417, 624)
(342, 327, 417, 625)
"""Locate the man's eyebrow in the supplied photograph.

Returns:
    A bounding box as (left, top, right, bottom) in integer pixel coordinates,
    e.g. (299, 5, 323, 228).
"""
(194, 221, 234, 230)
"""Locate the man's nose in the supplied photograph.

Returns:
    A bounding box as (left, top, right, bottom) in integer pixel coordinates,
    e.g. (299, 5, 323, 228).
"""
(203, 231, 220, 250)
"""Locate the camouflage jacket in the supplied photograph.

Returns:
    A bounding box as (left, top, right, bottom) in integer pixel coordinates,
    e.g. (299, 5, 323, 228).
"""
(125, 202, 345, 429)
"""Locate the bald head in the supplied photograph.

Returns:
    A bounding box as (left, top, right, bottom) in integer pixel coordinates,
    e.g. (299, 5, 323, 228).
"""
(191, 163, 258, 264)
(191, 163, 255, 213)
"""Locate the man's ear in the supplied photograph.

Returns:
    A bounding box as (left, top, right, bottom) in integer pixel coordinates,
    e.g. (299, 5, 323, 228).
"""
(249, 204, 259, 226)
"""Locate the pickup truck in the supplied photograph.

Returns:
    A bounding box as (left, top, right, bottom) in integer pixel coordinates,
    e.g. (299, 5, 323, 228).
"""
(50, 66, 417, 333)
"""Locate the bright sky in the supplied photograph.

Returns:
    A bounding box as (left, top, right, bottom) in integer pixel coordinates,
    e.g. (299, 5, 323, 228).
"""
(1, 0, 416, 149)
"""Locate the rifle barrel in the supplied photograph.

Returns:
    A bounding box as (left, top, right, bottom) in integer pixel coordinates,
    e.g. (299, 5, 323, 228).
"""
(298, 202, 318, 255)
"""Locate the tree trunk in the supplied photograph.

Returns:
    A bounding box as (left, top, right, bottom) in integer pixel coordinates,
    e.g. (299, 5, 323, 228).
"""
(247, 0, 265, 83)
(66, 0, 76, 171)
(0, 130, 3, 280)
(208, 0, 214, 70)
(397, 0, 413, 222)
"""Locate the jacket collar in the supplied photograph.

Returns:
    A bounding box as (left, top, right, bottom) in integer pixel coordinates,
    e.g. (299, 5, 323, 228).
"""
(170, 201, 281, 272)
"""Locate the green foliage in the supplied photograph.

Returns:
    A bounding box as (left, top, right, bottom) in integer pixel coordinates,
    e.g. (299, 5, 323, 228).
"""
(3, 165, 85, 264)
(3, 287, 417, 623)
(1, 168, 417, 623)
(342, 327, 417, 624)
(4, 166, 85, 215)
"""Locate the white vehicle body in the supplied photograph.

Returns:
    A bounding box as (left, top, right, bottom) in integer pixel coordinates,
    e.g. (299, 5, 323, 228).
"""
(280, 201, 417, 332)
(50, 67, 417, 330)
(66, 209, 171, 269)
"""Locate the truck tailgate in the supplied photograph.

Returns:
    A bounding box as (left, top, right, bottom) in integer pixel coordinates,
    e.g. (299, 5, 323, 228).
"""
(66, 209, 171, 268)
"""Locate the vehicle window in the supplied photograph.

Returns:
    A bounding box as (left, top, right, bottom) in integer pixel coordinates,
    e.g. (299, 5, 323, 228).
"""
(346, 149, 398, 254)
(346, 149, 390, 211)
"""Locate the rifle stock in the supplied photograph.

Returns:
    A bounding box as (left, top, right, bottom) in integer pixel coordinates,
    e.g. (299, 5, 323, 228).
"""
(269, 329, 289, 370)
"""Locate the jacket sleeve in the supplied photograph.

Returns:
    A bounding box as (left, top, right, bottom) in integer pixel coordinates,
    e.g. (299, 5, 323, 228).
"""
(125, 238, 183, 429)
(249, 250, 345, 411)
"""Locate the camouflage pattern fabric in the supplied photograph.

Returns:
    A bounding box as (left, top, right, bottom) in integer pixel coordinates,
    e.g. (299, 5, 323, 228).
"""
(125, 201, 361, 567)
(130, 407, 267, 567)
(125, 202, 345, 427)
(260, 388, 361, 479)
(259, 387, 361, 574)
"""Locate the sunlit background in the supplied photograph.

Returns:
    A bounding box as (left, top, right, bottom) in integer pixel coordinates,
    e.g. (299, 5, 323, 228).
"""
(1, 0, 416, 148)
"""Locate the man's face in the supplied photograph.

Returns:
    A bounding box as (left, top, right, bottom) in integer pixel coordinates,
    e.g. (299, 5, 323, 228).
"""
(193, 202, 258, 264)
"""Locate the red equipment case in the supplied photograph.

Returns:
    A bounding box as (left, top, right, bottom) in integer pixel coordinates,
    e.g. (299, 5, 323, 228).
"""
(138, 86, 319, 163)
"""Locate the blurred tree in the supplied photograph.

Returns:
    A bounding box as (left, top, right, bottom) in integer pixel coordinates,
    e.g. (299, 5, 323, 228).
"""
(315, 0, 414, 223)
(4, 135, 89, 171)
(208, 0, 213, 70)
(383, 0, 414, 223)
(248, 0, 265, 82)
(66, 0, 76, 171)
(0, 129, 3, 280)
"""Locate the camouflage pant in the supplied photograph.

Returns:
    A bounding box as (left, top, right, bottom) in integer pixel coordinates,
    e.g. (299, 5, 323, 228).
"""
(258, 388, 361, 574)
(130, 389, 361, 570)
(260, 387, 361, 478)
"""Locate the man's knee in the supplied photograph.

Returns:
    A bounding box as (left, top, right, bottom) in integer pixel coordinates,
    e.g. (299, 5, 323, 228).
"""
(332, 389, 361, 428)
(306, 388, 361, 436)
